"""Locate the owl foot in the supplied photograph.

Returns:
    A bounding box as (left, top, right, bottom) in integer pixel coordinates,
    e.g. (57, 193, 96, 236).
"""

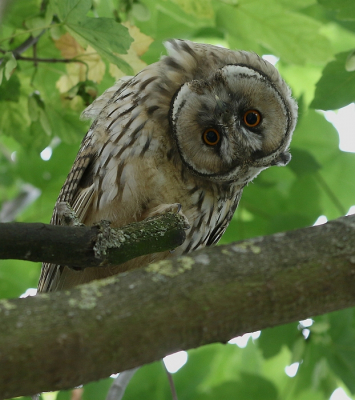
(144, 203, 190, 229)
(56, 202, 85, 227)
(143, 203, 190, 254)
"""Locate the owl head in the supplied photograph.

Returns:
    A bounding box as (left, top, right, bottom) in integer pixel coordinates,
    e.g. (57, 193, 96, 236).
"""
(166, 40, 298, 185)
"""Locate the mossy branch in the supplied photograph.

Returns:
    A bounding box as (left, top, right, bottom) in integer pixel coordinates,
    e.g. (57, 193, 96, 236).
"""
(0, 212, 188, 268)
(1, 215, 355, 398)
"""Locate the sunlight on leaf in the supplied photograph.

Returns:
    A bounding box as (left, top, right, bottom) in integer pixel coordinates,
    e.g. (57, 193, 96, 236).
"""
(109, 23, 153, 79)
(171, 0, 214, 18)
(2, 1, 355, 399)
(55, 32, 85, 58)
(4, 53, 17, 80)
(56, 42, 105, 97)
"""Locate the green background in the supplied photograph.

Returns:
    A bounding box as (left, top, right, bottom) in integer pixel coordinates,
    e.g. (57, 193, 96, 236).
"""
(1, 0, 355, 398)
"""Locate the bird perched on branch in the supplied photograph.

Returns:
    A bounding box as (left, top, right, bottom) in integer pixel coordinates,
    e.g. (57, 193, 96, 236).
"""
(38, 39, 297, 292)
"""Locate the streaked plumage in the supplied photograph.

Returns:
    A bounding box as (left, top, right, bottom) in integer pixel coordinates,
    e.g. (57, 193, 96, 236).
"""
(38, 39, 297, 292)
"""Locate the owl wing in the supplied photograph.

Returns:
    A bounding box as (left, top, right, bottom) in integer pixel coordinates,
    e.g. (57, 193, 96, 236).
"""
(38, 78, 133, 292)
(37, 133, 98, 292)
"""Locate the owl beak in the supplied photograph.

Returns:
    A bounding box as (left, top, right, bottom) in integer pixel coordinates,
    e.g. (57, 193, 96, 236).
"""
(271, 151, 291, 166)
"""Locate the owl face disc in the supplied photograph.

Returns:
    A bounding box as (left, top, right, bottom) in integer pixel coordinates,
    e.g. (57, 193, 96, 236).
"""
(170, 64, 295, 183)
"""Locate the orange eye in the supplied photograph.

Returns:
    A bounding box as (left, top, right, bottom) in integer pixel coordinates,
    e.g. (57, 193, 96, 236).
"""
(243, 110, 261, 127)
(203, 128, 220, 146)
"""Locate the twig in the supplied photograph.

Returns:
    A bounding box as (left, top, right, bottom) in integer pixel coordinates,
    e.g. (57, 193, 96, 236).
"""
(12, 31, 45, 58)
(316, 171, 346, 215)
(163, 362, 178, 400)
(33, 40, 38, 68)
(0, 31, 45, 66)
(106, 368, 139, 400)
(16, 55, 88, 64)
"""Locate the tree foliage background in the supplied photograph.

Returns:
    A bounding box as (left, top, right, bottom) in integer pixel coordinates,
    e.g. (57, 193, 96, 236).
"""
(1, 0, 355, 399)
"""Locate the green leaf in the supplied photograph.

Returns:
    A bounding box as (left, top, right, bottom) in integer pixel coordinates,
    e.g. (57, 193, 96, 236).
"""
(131, 3, 151, 21)
(172, 0, 214, 19)
(136, 0, 214, 49)
(234, 372, 279, 400)
(0, 74, 20, 102)
(0, 259, 40, 299)
(175, 342, 264, 398)
(1, 0, 39, 29)
(28, 95, 39, 121)
(50, 0, 92, 22)
(0, 98, 30, 140)
(27, 91, 46, 124)
(292, 110, 339, 162)
(28, 120, 53, 150)
(66, 17, 133, 73)
(2, 1, 355, 398)
(82, 377, 113, 399)
(311, 52, 355, 110)
(345, 49, 355, 71)
(39, 108, 52, 136)
(280, 0, 316, 9)
(325, 310, 355, 394)
(123, 362, 171, 400)
(318, 0, 355, 20)
(175, 344, 224, 397)
(3, 53, 17, 80)
(25, 6, 54, 31)
(45, 105, 88, 144)
(288, 148, 322, 177)
(258, 323, 300, 359)
(56, 389, 71, 400)
(194, 374, 278, 400)
(216, 0, 331, 64)
(288, 174, 322, 219)
(293, 340, 334, 396)
(292, 109, 355, 218)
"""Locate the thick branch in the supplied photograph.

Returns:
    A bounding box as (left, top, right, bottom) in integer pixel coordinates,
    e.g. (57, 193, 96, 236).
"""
(0, 212, 187, 268)
(1, 215, 355, 398)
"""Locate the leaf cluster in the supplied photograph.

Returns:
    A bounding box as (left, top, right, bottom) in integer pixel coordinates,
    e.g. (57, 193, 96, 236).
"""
(1, 0, 355, 399)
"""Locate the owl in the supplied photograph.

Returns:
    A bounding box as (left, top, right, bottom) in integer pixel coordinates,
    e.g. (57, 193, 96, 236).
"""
(38, 39, 297, 292)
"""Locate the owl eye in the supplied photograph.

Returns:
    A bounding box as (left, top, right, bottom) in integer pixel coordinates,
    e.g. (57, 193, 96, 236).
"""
(243, 110, 261, 127)
(203, 128, 220, 146)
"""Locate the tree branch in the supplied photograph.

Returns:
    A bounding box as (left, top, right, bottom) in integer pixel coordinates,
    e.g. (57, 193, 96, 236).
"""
(1, 215, 355, 398)
(1, 30, 87, 66)
(16, 55, 88, 64)
(0, 31, 45, 62)
(0, 212, 188, 268)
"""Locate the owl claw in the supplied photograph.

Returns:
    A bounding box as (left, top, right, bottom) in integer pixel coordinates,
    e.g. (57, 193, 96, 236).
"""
(56, 202, 84, 227)
(170, 204, 190, 229)
(144, 203, 190, 230)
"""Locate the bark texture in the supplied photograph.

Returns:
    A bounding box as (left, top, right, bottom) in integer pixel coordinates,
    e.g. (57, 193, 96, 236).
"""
(1, 215, 355, 398)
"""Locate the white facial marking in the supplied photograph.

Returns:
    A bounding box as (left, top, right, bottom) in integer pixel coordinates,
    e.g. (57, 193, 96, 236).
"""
(222, 65, 264, 80)
(172, 84, 191, 122)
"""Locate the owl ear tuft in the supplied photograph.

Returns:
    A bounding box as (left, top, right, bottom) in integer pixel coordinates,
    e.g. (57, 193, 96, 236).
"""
(272, 151, 291, 166)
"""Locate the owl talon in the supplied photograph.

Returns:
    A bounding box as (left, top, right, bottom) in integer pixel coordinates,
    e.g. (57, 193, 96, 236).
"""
(56, 202, 84, 227)
(143, 203, 190, 230)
